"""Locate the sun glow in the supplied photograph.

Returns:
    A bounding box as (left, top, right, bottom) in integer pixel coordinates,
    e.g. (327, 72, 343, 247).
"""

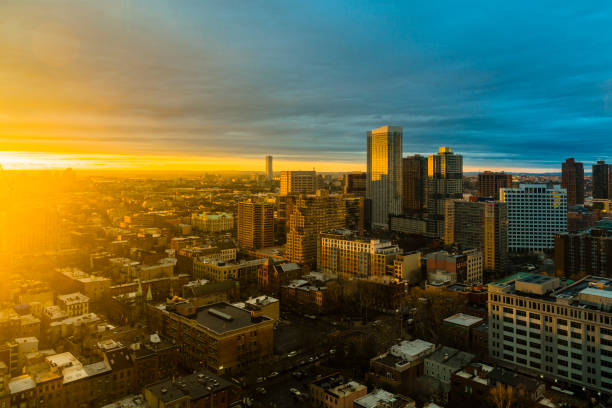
(0, 151, 366, 172)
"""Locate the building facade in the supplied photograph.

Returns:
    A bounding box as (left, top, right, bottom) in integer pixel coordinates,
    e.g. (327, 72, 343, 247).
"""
(148, 301, 274, 375)
(237, 201, 274, 250)
(444, 200, 508, 278)
(343, 172, 367, 197)
(317, 231, 402, 279)
(478, 171, 512, 200)
(402, 155, 428, 215)
(562, 158, 585, 206)
(265, 155, 273, 181)
(554, 220, 612, 278)
(280, 171, 317, 195)
(367, 126, 402, 229)
(500, 184, 567, 252)
(488, 274, 612, 394)
(593, 160, 612, 199)
(427, 147, 463, 238)
(191, 212, 234, 233)
(285, 194, 347, 266)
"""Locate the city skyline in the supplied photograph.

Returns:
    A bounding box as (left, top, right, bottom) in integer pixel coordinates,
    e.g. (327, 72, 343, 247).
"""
(3, 1, 612, 171)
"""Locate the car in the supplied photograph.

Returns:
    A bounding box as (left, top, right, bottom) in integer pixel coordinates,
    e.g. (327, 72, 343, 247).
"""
(329, 348, 336, 355)
(299, 360, 306, 366)
(255, 387, 266, 395)
(268, 371, 278, 378)
(290, 388, 301, 396)
(319, 352, 327, 359)
(308, 356, 315, 362)
(292, 371, 302, 379)
(287, 350, 298, 358)
(256, 377, 266, 383)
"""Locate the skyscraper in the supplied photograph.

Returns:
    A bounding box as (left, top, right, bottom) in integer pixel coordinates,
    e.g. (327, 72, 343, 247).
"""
(366, 126, 402, 229)
(265, 155, 273, 181)
(237, 200, 275, 250)
(478, 171, 512, 200)
(427, 147, 463, 238)
(280, 171, 317, 195)
(501, 184, 567, 251)
(402, 155, 427, 215)
(592, 160, 612, 199)
(561, 158, 584, 206)
(444, 200, 508, 277)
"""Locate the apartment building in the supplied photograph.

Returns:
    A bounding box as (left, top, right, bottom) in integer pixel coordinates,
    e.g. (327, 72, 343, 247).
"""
(191, 212, 234, 233)
(488, 273, 612, 393)
(309, 374, 367, 408)
(56, 292, 89, 317)
(148, 301, 274, 375)
(425, 249, 483, 285)
(280, 171, 317, 195)
(193, 257, 266, 285)
(317, 230, 402, 279)
(554, 218, 612, 278)
(500, 184, 567, 252)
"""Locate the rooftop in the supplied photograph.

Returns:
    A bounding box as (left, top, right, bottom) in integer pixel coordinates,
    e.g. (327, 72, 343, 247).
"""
(443, 313, 483, 328)
(8, 375, 36, 394)
(145, 370, 232, 403)
(173, 302, 271, 334)
(57, 292, 90, 305)
(354, 389, 414, 408)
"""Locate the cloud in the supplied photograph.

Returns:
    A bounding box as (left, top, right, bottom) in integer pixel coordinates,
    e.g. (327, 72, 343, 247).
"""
(1, 0, 612, 170)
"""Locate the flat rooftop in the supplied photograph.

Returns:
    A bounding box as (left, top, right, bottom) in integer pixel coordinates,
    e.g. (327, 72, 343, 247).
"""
(190, 302, 270, 334)
(444, 313, 483, 328)
(354, 389, 411, 408)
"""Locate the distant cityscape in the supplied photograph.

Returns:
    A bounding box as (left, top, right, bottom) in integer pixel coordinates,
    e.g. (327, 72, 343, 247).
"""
(0, 124, 611, 408)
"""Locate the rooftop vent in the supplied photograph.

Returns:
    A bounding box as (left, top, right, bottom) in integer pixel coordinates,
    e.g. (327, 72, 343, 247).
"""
(208, 308, 234, 321)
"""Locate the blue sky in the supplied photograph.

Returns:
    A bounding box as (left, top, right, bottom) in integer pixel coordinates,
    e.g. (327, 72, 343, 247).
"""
(2, 0, 612, 171)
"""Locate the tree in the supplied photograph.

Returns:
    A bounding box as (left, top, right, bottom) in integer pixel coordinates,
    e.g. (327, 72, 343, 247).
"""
(490, 383, 515, 408)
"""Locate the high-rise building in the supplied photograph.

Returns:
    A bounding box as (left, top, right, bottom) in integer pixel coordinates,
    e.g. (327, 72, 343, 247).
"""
(427, 147, 463, 238)
(593, 160, 612, 199)
(237, 200, 274, 250)
(445, 200, 508, 278)
(478, 171, 512, 200)
(265, 155, 273, 181)
(488, 274, 612, 395)
(367, 125, 402, 229)
(561, 158, 584, 206)
(402, 155, 427, 215)
(500, 184, 567, 251)
(343, 172, 367, 196)
(280, 171, 317, 195)
(285, 193, 347, 266)
(317, 230, 402, 279)
(554, 219, 612, 278)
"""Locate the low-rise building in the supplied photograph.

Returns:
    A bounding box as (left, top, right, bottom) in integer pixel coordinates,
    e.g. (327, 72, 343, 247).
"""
(191, 212, 234, 233)
(425, 249, 483, 285)
(57, 292, 89, 317)
(424, 346, 474, 392)
(281, 272, 338, 314)
(309, 373, 367, 408)
(368, 339, 435, 391)
(143, 369, 239, 408)
(441, 313, 484, 352)
(353, 389, 416, 408)
(193, 257, 266, 285)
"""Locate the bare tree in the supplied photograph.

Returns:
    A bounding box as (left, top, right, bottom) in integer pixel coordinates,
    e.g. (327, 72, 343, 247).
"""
(490, 383, 515, 408)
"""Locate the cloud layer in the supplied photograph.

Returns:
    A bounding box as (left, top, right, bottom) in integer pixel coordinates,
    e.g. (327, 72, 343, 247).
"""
(1, 0, 612, 170)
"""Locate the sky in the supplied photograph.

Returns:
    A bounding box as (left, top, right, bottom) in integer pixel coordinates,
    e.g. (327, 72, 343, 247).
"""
(1, 1, 612, 172)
